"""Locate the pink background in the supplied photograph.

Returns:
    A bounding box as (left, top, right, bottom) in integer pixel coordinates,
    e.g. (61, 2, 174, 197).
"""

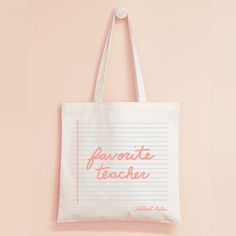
(0, 0, 236, 236)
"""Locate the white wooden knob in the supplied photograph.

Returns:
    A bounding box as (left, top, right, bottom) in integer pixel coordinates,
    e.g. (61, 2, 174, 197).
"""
(115, 7, 128, 20)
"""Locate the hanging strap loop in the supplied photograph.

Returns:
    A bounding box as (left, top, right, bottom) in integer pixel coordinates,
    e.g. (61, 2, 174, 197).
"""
(94, 8, 147, 103)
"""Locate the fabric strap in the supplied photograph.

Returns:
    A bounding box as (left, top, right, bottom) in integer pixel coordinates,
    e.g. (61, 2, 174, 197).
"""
(94, 8, 147, 102)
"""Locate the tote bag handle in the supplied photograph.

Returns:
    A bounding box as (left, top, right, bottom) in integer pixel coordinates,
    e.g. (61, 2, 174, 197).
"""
(94, 8, 147, 103)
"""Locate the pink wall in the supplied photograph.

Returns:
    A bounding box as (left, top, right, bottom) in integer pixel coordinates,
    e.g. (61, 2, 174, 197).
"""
(0, 0, 236, 236)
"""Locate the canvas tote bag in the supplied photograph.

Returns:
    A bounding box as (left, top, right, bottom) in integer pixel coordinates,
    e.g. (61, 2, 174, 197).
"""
(58, 8, 181, 223)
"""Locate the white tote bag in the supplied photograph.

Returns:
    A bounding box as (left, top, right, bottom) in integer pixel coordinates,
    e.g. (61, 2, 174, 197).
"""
(58, 8, 181, 223)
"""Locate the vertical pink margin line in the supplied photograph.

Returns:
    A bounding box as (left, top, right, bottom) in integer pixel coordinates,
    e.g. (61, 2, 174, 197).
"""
(77, 120, 79, 205)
